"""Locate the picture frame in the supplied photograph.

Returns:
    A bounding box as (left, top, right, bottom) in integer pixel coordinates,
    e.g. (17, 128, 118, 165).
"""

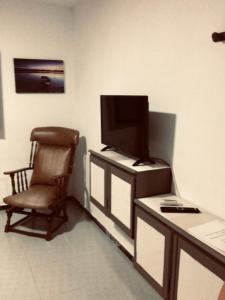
(14, 58, 65, 93)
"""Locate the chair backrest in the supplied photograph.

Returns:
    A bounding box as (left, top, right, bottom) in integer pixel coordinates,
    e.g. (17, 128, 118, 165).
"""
(30, 127, 79, 186)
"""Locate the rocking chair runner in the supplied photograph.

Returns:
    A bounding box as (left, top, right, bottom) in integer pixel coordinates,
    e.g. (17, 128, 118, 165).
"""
(3, 127, 79, 241)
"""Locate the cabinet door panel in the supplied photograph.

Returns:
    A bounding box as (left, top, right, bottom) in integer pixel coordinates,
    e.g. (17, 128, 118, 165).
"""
(111, 174, 132, 229)
(136, 217, 165, 286)
(90, 156, 108, 214)
(109, 166, 134, 236)
(91, 162, 105, 206)
(134, 207, 172, 299)
(177, 249, 224, 300)
(174, 237, 225, 300)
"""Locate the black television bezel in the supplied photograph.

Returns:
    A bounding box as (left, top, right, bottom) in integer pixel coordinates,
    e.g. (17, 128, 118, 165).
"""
(100, 95, 150, 164)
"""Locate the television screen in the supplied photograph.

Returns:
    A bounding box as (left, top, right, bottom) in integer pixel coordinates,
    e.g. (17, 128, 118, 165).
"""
(101, 95, 150, 165)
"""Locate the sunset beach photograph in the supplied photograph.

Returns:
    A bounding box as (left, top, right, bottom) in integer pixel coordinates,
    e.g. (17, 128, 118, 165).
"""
(14, 58, 65, 93)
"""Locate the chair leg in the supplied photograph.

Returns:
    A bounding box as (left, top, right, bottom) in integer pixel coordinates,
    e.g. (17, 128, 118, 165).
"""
(46, 216, 53, 241)
(5, 207, 14, 232)
(63, 205, 68, 221)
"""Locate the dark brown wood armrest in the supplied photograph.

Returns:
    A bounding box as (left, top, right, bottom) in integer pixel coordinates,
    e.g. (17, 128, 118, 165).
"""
(4, 167, 33, 195)
(4, 167, 33, 175)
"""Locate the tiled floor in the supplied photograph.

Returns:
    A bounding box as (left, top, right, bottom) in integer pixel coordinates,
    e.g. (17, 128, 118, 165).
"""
(0, 201, 162, 300)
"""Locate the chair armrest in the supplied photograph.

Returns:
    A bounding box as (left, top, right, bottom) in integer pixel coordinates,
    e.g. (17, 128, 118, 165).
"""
(4, 167, 33, 195)
(4, 167, 33, 175)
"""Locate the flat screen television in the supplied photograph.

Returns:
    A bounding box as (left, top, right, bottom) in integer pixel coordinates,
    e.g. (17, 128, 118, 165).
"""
(101, 95, 152, 166)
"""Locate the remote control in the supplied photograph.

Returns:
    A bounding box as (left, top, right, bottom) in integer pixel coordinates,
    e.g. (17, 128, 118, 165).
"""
(160, 199, 183, 206)
(160, 207, 201, 213)
(160, 202, 183, 206)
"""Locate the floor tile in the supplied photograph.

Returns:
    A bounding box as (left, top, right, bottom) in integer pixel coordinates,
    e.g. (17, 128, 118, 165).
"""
(0, 201, 162, 300)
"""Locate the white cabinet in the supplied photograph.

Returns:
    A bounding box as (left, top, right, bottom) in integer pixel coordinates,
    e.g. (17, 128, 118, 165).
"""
(90, 150, 172, 238)
(134, 195, 225, 300)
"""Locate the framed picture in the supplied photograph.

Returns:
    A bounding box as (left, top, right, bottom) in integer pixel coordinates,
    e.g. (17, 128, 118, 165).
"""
(14, 58, 65, 93)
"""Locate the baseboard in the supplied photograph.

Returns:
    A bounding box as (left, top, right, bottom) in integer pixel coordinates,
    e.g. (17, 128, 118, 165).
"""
(69, 196, 133, 261)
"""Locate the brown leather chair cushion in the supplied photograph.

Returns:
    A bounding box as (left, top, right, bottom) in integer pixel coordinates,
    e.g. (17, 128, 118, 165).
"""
(31, 127, 79, 146)
(4, 185, 56, 209)
(30, 144, 71, 186)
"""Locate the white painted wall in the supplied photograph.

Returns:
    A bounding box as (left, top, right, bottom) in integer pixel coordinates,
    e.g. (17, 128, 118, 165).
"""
(0, 0, 224, 228)
(0, 0, 74, 203)
(71, 0, 225, 221)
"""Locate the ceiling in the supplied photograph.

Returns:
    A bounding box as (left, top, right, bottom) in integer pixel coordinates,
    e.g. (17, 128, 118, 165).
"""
(32, 0, 81, 7)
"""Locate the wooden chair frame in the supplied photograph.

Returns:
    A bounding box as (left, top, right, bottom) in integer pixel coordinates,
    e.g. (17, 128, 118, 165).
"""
(4, 135, 77, 241)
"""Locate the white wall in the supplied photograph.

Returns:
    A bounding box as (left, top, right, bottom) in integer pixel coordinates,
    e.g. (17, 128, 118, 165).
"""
(0, 0, 224, 221)
(0, 0, 74, 203)
(71, 0, 225, 219)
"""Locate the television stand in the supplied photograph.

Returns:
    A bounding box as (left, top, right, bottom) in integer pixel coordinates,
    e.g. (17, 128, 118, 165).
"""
(89, 149, 172, 239)
(133, 158, 155, 166)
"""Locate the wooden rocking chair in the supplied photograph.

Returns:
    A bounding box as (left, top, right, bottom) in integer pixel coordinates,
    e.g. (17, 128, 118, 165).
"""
(3, 126, 79, 241)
